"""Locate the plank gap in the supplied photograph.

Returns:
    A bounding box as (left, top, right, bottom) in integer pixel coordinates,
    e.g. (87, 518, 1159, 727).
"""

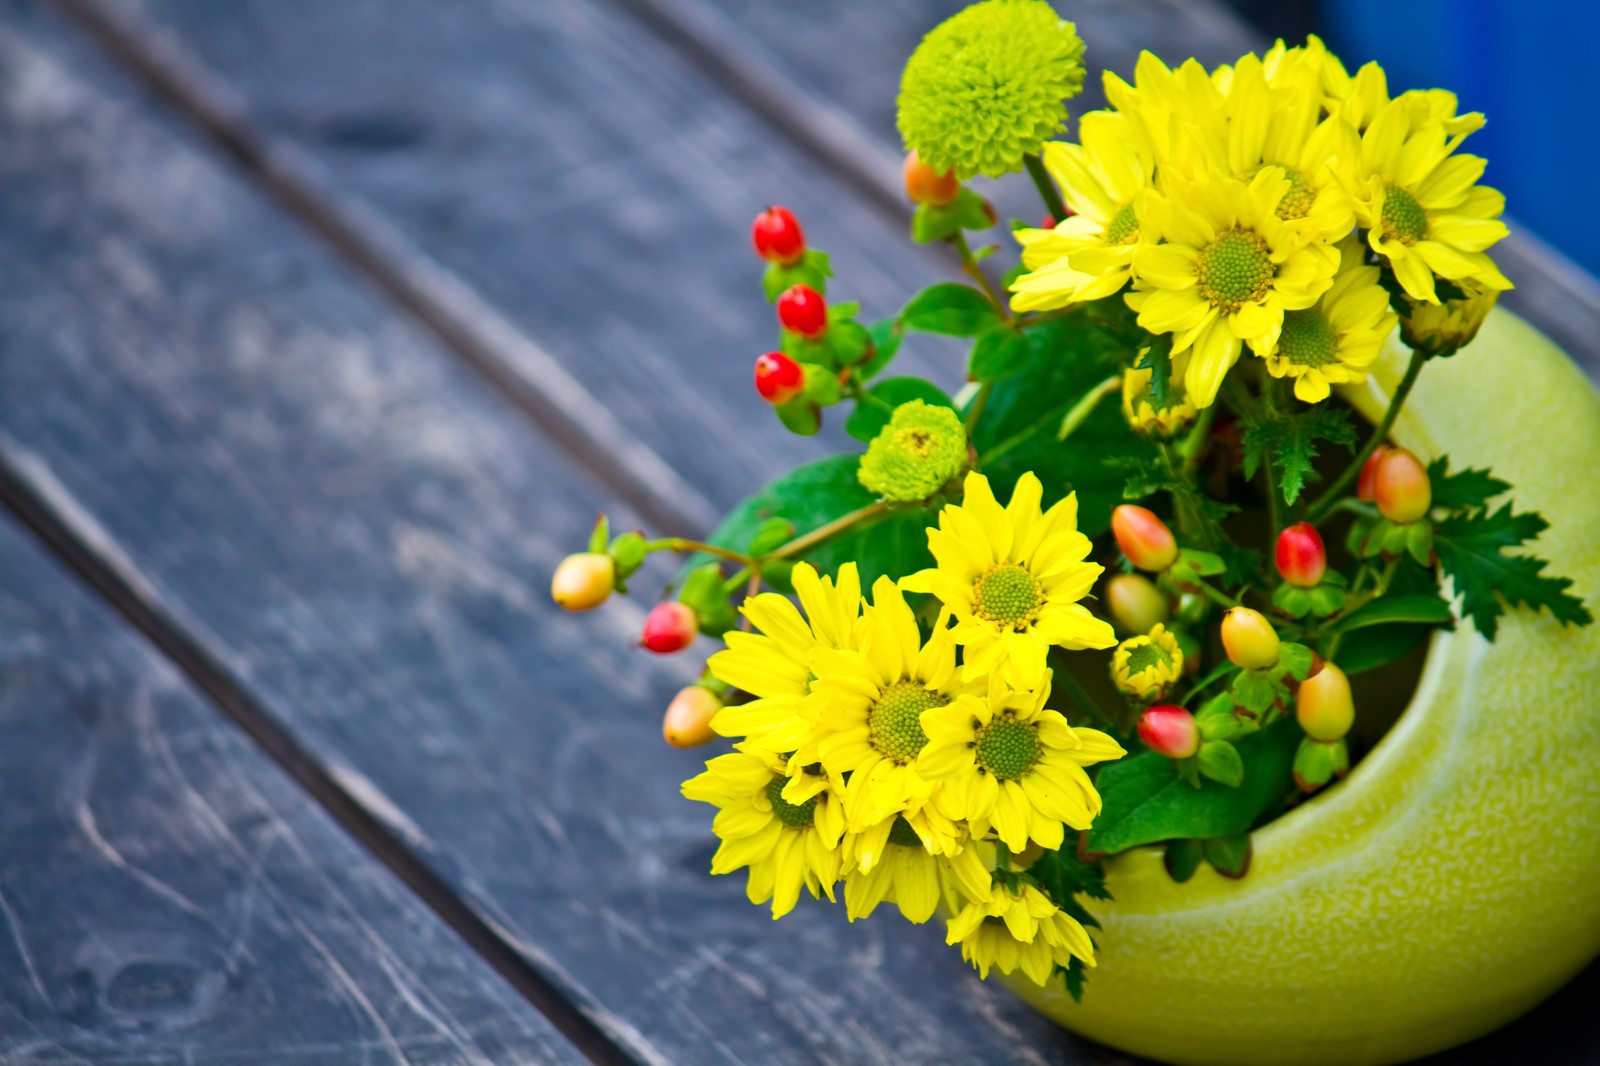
(0, 446, 641, 1066)
(51, 0, 718, 538)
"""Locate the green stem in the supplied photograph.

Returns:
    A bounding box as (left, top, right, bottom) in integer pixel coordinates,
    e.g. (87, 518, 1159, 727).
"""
(1307, 346, 1428, 522)
(1179, 661, 1239, 708)
(965, 379, 996, 436)
(1179, 403, 1217, 473)
(953, 231, 1008, 320)
(1056, 375, 1121, 441)
(768, 499, 894, 560)
(1023, 153, 1068, 223)
(1193, 577, 1239, 611)
(649, 538, 752, 565)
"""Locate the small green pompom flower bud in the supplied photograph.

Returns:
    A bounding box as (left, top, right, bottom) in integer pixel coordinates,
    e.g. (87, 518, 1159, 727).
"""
(896, 0, 1085, 179)
(858, 400, 968, 501)
(1375, 446, 1432, 523)
(1297, 661, 1354, 741)
(1111, 505, 1178, 571)
(1221, 607, 1280, 670)
(551, 552, 615, 612)
(1106, 573, 1169, 635)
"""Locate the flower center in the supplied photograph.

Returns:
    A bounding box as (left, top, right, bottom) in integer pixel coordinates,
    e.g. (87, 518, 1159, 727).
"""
(894, 427, 936, 457)
(1381, 184, 1429, 244)
(765, 775, 818, 828)
(1252, 163, 1315, 220)
(1195, 228, 1275, 312)
(974, 714, 1042, 780)
(1124, 641, 1173, 674)
(868, 680, 947, 763)
(887, 815, 924, 848)
(1104, 202, 1139, 245)
(1278, 308, 1340, 368)
(973, 563, 1043, 628)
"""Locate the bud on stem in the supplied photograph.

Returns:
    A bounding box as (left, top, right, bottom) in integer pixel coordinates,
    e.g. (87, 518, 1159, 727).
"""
(642, 601, 699, 654)
(1138, 704, 1199, 759)
(1276, 522, 1326, 588)
(551, 552, 615, 611)
(1112, 505, 1178, 572)
(1106, 573, 1170, 635)
(1374, 447, 1431, 523)
(1297, 661, 1354, 741)
(1221, 607, 1280, 670)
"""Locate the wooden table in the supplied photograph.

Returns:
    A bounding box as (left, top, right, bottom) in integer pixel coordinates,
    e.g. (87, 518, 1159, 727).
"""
(0, 0, 1593, 1062)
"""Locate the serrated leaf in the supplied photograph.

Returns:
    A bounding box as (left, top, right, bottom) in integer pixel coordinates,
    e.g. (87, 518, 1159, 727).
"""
(1434, 504, 1592, 639)
(968, 327, 1031, 381)
(1241, 408, 1357, 504)
(843, 377, 957, 443)
(1086, 721, 1299, 856)
(1426, 458, 1510, 514)
(900, 283, 998, 337)
(1133, 334, 1173, 407)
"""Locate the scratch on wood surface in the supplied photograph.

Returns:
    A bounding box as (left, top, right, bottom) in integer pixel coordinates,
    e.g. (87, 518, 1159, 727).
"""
(0, 885, 52, 1010)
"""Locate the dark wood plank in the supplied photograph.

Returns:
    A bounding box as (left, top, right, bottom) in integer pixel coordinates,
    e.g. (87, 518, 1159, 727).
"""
(669, 0, 1600, 374)
(0, 4, 1084, 1063)
(0, 508, 582, 1063)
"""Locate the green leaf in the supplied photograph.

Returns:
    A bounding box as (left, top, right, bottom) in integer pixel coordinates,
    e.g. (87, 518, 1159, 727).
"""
(701, 455, 934, 593)
(843, 377, 956, 443)
(1427, 458, 1510, 514)
(1164, 838, 1204, 883)
(952, 187, 995, 231)
(801, 363, 841, 406)
(762, 260, 826, 301)
(1133, 334, 1173, 407)
(860, 318, 902, 380)
(910, 203, 962, 244)
(1202, 833, 1253, 878)
(1277, 641, 1315, 681)
(773, 398, 820, 436)
(1434, 504, 1592, 639)
(1333, 622, 1431, 674)
(1241, 408, 1357, 505)
(1086, 721, 1300, 856)
(968, 327, 1031, 381)
(969, 310, 1154, 537)
(900, 284, 999, 337)
(1197, 739, 1244, 787)
(828, 301, 861, 323)
(803, 249, 833, 278)
(746, 518, 795, 557)
(1195, 692, 1244, 742)
(1230, 669, 1281, 715)
(826, 320, 873, 367)
(1331, 592, 1455, 633)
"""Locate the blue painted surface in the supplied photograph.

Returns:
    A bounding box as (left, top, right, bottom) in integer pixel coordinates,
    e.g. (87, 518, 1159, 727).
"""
(1323, 0, 1599, 277)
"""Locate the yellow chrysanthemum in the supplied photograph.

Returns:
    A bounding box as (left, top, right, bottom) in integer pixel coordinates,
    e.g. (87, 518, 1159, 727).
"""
(1009, 110, 1156, 311)
(1126, 167, 1341, 407)
(918, 670, 1125, 851)
(1337, 95, 1511, 304)
(706, 562, 863, 750)
(1110, 623, 1184, 699)
(1398, 277, 1498, 358)
(839, 809, 960, 924)
(1172, 53, 1354, 243)
(1261, 236, 1397, 401)
(902, 470, 1115, 685)
(946, 881, 1096, 984)
(1121, 364, 1197, 438)
(681, 747, 845, 918)
(792, 577, 977, 829)
(1103, 52, 1224, 165)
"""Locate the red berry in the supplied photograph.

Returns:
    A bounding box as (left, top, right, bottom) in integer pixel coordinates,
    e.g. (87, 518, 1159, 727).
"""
(1138, 705, 1199, 759)
(1357, 445, 1390, 502)
(642, 602, 698, 654)
(1111, 505, 1178, 571)
(753, 352, 804, 405)
(902, 150, 960, 206)
(1375, 447, 1432, 523)
(751, 206, 805, 265)
(776, 284, 828, 338)
(1276, 522, 1327, 588)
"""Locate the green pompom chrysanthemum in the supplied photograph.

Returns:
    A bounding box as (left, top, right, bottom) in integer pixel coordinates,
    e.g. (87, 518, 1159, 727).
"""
(859, 401, 969, 502)
(896, 0, 1086, 180)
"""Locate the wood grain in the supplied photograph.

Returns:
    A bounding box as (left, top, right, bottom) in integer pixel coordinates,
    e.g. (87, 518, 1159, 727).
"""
(0, 4, 1102, 1063)
(0, 509, 583, 1064)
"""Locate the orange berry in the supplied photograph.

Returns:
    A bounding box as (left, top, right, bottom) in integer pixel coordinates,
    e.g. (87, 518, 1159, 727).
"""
(903, 150, 960, 206)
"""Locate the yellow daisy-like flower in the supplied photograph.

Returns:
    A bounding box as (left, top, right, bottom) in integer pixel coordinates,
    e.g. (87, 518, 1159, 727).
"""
(1009, 110, 1155, 311)
(902, 470, 1115, 685)
(839, 809, 959, 924)
(706, 562, 862, 750)
(1103, 52, 1225, 165)
(1121, 364, 1197, 438)
(919, 671, 1126, 851)
(793, 577, 976, 829)
(1110, 623, 1184, 699)
(1398, 277, 1498, 358)
(946, 881, 1096, 984)
(1337, 95, 1511, 304)
(1261, 236, 1398, 402)
(681, 747, 845, 918)
(1126, 167, 1341, 407)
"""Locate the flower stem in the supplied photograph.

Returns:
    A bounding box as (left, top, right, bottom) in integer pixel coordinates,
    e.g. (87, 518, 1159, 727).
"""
(1024, 153, 1067, 223)
(649, 538, 752, 565)
(953, 230, 1007, 319)
(1057, 375, 1121, 441)
(965, 379, 996, 436)
(769, 499, 894, 560)
(1307, 346, 1427, 522)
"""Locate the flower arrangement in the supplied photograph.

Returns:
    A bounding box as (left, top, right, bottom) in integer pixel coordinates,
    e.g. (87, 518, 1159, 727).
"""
(552, 0, 1592, 1003)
